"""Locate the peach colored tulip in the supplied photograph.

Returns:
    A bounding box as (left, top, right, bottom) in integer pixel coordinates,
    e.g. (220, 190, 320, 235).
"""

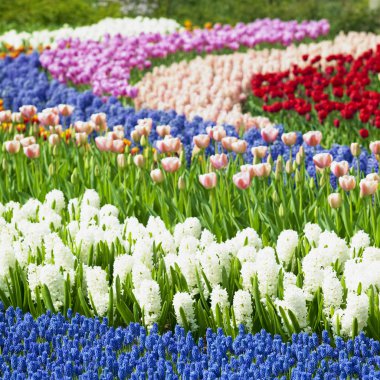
(75, 132, 88, 146)
(210, 153, 228, 169)
(251, 146, 268, 159)
(0, 110, 11, 123)
(49, 125, 63, 135)
(90, 113, 107, 126)
(19, 105, 37, 119)
(111, 140, 125, 153)
(240, 164, 254, 179)
(221, 136, 238, 151)
(113, 125, 124, 133)
(23, 144, 40, 158)
(135, 118, 152, 136)
(206, 126, 226, 141)
(58, 104, 74, 117)
(38, 111, 59, 126)
(233, 171, 251, 190)
(95, 136, 112, 152)
(303, 131, 322, 147)
(161, 157, 181, 173)
(107, 130, 124, 140)
(231, 140, 247, 154)
(313, 153, 332, 169)
(156, 137, 181, 153)
(14, 134, 24, 141)
(74, 121, 93, 134)
(360, 178, 378, 197)
(199, 172, 217, 189)
(133, 154, 145, 168)
(150, 168, 164, 183)
(328, 193, 342, 208)
(369, 141, 380, 155)
(130, 130, 141, 143)
(48, 134, 60, 146)
(281, 132, 297, 146)
(156, 125, 171, 137)
(330, 161, 349, 177)
(4, 140, 20, 154)
(193, 134, 210, 149)
(339, 175, 356, 191)
(250, 163, 272, 177)
(367, 173, 380, 182)
(20, 137, 36, 147)
(261, 127, 279, 143)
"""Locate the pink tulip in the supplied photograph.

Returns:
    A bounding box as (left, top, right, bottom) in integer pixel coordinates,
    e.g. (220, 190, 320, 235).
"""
(38, 111, 59, 126)
(19, 105, 37, 119)
(95, 136, 112, 152)
(261, 127, 279, 143)
(210, 153, 228, 169)
(0, 110, 11, 123)
(156, 125, 171, 137)
(251, 146, 268, 159)
(48, 134, 60, 146)
(331, 161, 349, 177)
(11, 112, 23, 123)
(244, 163, 272, 178)
(23, 144, 40, 159)
(133, 154, 145, 168)
(221, 136, 238, 151)
(193, 134, 210, 149)
(14, 134, 24, 141)
(339, 175, 356, 191)
(161, 157, 181, 173)
(58, 104, 74, 117)
(360, 178, 378, 197)
(281, 132, 297, 146)
(157, 137, 181, 153)
(199, 172, 217, 189)
(233, 171, 251, 190)
(303, 131, 322, 147)
(206, 126, 226, 141)
(75, 132, 88, 146)
(111, 139, 125, 153)
(367, 173, 380, 182)
(313, 153, 333, 169)
(369, 141, 380, 155)
(150, 169, 164, 183)
(231, 140, 247, 154)
(240, 164, 254, 179)
(20, 137, 36, 147)
(4, 140, 20, 154)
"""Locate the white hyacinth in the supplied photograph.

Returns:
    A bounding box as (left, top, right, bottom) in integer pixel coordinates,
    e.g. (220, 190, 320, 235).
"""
(85, 266, 109, 316)
(173, 292, 197, 330)
(233, 290, 253, 331)
(276, 230, 298, 266)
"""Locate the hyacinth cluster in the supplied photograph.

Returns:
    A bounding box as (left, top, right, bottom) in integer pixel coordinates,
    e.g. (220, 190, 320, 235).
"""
(0, 16, 182, 50)
(0, 305, 379, 379)
(0, 189, 378, 340)
(39, 19, 329, 97)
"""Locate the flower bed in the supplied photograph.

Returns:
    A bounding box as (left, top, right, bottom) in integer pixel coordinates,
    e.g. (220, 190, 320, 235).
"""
(39, 19, 329, 98)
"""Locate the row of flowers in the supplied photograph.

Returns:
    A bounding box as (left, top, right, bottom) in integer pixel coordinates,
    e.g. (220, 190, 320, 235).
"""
(1, 305, 379, 379)
(0, 16, 182, 51)
(39, 19, 329, 97)
(0, 189, 379, 341)
(134, 32, 380, 134)
(249, 45, 380, 140)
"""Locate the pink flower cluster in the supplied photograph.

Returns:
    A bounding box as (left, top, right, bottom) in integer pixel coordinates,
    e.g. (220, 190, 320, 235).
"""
(39, 19, 329, 98)
(135, 32, 380, 129)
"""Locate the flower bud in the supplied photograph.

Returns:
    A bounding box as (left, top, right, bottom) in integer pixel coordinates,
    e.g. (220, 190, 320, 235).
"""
(178, 176, 186, 190)
(71, 169, 78, 183)
(131, 130, 140, 143)
(140, 135, 147, 147)
(309, 177, 315, 189)
(328, 193, 342, 209)
(295, 169, 302, 184)
(133, 154, 145, 168)
(117, 154, 126, 169)
(150, 169, 164, 183)
(285, 160, 293, 174)
(279, 204, 284, 218)
(350, 143, 361, 157)
(94, 165, 100, 177)
(48, 163, 54, 176)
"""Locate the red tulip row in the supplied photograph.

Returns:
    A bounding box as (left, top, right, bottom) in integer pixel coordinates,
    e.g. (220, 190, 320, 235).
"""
(250, 45, 380, 138)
